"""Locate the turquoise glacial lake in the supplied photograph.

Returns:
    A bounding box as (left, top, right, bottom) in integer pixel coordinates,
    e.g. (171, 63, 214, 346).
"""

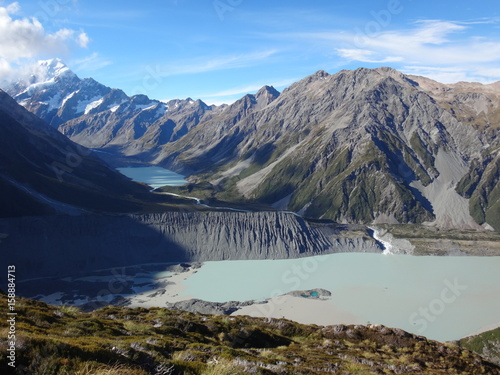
(118, 166, 186, 188)
(181, 253, 500, 341)
(115, 165, 499, 341)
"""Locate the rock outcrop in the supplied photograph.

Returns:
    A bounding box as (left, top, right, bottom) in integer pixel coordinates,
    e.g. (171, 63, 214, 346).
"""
(165, 299, 256, 315)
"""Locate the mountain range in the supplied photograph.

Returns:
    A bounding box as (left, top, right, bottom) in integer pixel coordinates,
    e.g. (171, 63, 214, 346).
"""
(6, 59, 218, 156)
(4, 59, 499, 231)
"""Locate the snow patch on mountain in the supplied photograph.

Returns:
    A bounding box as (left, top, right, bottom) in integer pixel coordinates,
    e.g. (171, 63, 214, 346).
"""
(24, 79, 57, 95)
(61, 91, 78, 107)
(109, 104, 121, 113)
(13, 59, 76, 94)
(44, 92, 63, 112)
(107, 100, 128, 113)
(135, 103, 157, 111)
(84, 97, 104, 114)
(37, 58, 71, 79)
(76, 95, 103, 114)
(152, 103, 168, 118)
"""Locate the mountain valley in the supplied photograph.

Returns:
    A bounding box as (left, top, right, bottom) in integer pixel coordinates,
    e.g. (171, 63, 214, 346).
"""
(1, 60, 500, 374)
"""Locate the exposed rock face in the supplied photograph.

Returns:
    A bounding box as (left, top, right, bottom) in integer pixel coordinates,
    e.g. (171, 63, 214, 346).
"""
(165, 299, 256, 315)
(59, 96, 215, 156)
(409, 75, 500, 129)
(410, 75, 500, 231)
(7, 58, 114, 127)
(0, 212, 380, 279)
(4, 59, 218, 156)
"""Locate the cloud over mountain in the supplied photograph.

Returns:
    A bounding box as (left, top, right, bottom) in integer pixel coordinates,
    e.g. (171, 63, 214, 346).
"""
(0, 2, 89, 81)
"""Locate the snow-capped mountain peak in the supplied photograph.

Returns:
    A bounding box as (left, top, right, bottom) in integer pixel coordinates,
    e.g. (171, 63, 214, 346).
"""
(37, 58, 71, 77)
(6, 57, 214, 151)
(4, 58, 78, 100)
(26, 58, 77, 87)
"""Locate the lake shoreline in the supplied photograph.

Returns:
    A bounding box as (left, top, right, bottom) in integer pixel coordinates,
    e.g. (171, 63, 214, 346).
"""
(18, 253, 500, 342)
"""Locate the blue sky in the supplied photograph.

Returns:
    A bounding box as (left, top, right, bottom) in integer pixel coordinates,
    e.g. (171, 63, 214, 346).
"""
(1, 0, 500, 104)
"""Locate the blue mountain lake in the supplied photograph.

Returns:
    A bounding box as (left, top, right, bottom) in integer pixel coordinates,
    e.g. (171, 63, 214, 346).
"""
(118, 166, 186, 189)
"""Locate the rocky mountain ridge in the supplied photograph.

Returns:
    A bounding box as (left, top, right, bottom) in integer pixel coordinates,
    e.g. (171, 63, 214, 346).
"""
(5, 61, 499, 230)
(159, 67, 497, 229)
(4, 59, 281, 159)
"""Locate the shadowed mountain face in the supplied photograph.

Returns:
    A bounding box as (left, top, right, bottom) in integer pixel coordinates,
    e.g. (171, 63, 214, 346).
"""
(6, 62, 500, 230)
(0, 89, 170, 217)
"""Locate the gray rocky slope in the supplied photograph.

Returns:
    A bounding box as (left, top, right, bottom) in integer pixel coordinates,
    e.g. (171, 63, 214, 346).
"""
(0, 212, 379, 280)
(409, 76, 500, 231)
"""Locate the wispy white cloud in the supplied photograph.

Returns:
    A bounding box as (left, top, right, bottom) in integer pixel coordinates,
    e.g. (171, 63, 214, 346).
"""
(0, 2, 89, 80)
(71, 52, 112, 73)
(158, 50, 279, 77)
(341, 20, 500, 66)
(288, 19, 500, 83)
(336, 49, 403, 63)
(401, 65, 500, 84)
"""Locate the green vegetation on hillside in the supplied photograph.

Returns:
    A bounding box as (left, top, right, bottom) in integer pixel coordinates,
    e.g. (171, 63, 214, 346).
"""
(457, 328, 500, 366)
(456, 150, 500, 231)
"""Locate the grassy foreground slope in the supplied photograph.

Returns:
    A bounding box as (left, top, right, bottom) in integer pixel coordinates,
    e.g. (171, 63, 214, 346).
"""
(1, 293, 499, 375)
